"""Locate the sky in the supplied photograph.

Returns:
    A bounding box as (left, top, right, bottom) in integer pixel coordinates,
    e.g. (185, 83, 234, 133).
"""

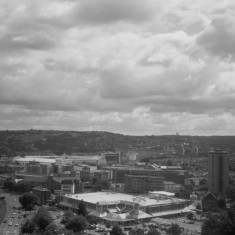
(0, 0, 235, 135)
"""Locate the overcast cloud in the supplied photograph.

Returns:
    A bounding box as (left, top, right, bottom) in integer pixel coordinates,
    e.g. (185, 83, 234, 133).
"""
(1, 0, 235, 135)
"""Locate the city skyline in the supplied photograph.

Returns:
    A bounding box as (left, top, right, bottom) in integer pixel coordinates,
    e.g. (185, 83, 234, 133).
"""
(1, 0, 235, 135)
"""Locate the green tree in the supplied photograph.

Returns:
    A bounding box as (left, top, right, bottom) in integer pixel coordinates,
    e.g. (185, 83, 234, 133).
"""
(105, 221, 112, 229)
(147, 229, 161, 235)
(187, 212, 194, 220)
(217, 197, 226, 210)
(101, 180, 111, 189)
(196, 203, 202, 210)
(167, 223, 181, 235)
(201, 213, 222, 235)
(110, 225, 123, 235)
(32, 206, 53, 231)
(61, 210, 74, 224)
(45, 223, 64, 235)
(87, 214, 101, 224)
(226, 186, 235, 202)
(3, 178, 15, 191)
(26, 203, 34, 213)
(65, 215, 88, 233)
(21, 219, 36, 234)
(13, 181, 32, 194)
(77, 200, 88, 217)
(201, 210, 235, 235)
(19, 193, 40, 210)
(93, 184, 102, 192)
(231, 201, 235, 210)
(167, 159, 173, 166)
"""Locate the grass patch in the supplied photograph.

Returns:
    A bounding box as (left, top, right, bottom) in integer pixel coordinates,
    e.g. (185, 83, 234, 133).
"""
(0, 199, 7, 223)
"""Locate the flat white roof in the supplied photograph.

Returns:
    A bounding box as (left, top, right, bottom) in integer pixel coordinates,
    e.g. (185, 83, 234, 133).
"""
(65, 192, 185, 207)
(24, 155, 57, 158)
(149, 191, 175, 197)
(16, 157, 56, 164)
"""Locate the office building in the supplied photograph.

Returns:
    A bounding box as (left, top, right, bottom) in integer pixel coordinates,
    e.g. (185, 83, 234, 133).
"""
(103, 152, 121, 165)
(125, 175, 164, 193)
(208, 150, 229, 196)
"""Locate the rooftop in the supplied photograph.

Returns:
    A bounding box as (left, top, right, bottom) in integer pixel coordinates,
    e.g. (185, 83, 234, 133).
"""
(149, 191, 175, 197)
(16, 157, 56, 164)
(64, 192, 185, 207)
(33, 186, 50, 192)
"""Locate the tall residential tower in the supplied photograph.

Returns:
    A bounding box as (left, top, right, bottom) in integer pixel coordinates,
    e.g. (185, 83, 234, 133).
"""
(208, 149, 229, 197)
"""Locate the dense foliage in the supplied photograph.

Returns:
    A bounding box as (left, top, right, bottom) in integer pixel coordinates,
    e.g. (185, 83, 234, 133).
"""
(1, 130, 235, 156)
(32, 206, 53, 231)
(201, 210, 235, 235)
(167, 223, 181, 235)
(110, 225, 123, 235)
(65, 215, 88, 233)
(77, 200, 88, 217)
(3, 178, 33, 193)
(19, 193, 40, 210)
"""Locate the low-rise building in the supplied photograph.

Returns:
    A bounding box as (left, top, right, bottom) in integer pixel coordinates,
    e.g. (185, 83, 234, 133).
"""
(32, 186, 51, 204)
(163, 181, 181, 192)
(103, 152, 121, 165)
(94, 170, 110, 182)
(201, 192, 217, 211)
(61, 179, 75, 194)
(60, 192, 191, 224)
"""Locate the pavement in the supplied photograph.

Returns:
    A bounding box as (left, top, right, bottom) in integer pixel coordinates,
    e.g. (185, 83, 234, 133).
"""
(0, 193, 25, 235)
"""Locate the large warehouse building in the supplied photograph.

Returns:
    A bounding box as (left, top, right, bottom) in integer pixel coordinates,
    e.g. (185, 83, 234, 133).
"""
(60, 192, 191, 224)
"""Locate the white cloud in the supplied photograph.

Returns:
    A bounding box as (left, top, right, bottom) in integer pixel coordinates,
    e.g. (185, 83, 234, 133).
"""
(0, 0, 235, 135)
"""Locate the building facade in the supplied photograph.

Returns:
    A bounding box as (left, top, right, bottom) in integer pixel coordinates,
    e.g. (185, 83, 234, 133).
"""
(208, 150, 229, 196)
(59, 192, 191, 223)
(32, 186, 51, 204)
(103, 152, 121, 165)
(125, 175, 164, 193)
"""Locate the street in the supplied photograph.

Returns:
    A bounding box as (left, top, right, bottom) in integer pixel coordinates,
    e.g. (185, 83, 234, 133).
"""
(0, 193, 24, 235)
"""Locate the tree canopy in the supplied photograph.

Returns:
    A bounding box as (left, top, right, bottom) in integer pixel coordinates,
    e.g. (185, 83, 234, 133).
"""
(77, 200, 88, 217)
(217, 197, 226, 210)
(19, 193, 40, 210)
(201, 210, 235, 235)
(61, 210, 74, 224)
(110, 225, 123, 235)
(32, 206, 53, 231)
(3, 178, 15, 191)
(187, 212, 194, 220)
(21, 219, 36, 234)
(65, 215, 88, 233)
(167, 223, 181, 235)
(147, 229, 161, 235)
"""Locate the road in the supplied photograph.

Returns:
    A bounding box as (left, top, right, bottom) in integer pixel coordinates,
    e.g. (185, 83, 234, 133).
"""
(0, 193, 24, 235)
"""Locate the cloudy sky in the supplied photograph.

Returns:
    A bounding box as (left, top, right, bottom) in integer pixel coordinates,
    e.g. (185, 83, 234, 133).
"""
(0, 0, 235, 135)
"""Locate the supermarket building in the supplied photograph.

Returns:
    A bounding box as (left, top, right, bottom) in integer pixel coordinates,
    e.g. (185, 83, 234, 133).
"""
(60, 191, 191, 224)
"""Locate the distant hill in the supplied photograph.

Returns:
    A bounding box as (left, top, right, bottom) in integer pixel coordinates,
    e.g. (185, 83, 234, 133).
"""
(0, 130, 235, 157)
